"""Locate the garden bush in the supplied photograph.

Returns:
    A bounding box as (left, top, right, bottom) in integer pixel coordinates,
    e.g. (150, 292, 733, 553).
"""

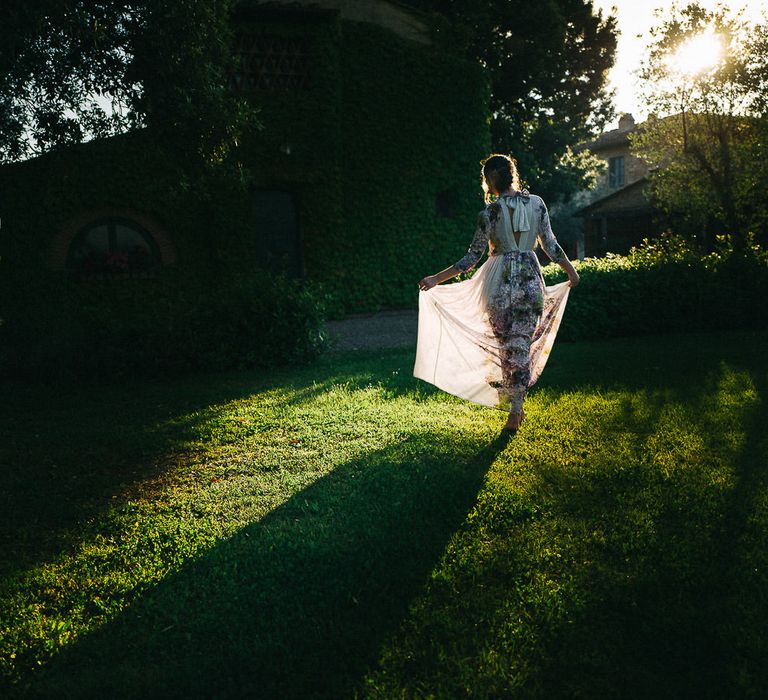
(0, 269, 331, 382)
(541, 234, 768, 341)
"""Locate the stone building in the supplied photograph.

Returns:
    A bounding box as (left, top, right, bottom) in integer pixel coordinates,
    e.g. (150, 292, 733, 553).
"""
(574, 113, 664, 255)
(0, 0, 490, 316)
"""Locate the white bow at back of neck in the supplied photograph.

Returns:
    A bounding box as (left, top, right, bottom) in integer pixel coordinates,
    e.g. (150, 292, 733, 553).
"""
(497, 193, 535, 252)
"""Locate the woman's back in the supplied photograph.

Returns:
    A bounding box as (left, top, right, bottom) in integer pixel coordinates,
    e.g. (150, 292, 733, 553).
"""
(487, 193, 537, 254)
(455, 192, 567, 273)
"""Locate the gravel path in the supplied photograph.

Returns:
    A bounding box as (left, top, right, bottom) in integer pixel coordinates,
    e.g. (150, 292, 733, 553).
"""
(325, 309, 417, 352)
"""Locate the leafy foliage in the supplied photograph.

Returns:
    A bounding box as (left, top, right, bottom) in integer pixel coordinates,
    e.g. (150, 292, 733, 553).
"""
(0, 128, 330, 380)
(227, 16, 492, 314)
(0, 18, 492, 377)
(0, 268, 330, 381)
(0, 0, 259, 175)
(0, 15, 489, 314)
(543, 233, 768, 340)
(332, 24, 490, 313)
(407, 0, 618, 204)
(0, 1, 140, 161)
(128, 0, 260, 181)
(632, 3, 768, 248)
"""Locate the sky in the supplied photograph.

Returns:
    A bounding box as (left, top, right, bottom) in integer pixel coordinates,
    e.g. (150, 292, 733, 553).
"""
(591, 0, 768, 129)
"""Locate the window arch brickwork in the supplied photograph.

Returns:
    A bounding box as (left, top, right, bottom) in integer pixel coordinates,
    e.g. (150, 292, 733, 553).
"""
(49, 208, 176, 270)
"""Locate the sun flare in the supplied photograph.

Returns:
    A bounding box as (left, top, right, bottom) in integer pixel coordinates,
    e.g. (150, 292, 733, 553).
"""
(666, 29, 722, 76)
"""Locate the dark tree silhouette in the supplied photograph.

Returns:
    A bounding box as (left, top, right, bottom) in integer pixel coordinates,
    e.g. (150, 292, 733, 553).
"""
(408, 0, 617, 203)
(0, 0, 258, 171)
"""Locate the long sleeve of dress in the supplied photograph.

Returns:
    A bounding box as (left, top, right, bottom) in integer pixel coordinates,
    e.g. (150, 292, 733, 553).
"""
(454, 209, 490, 272)
(535, 198, 567, 264)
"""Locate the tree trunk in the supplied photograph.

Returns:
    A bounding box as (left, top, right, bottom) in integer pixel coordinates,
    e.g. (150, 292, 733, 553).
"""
(717, 123, 745, 250)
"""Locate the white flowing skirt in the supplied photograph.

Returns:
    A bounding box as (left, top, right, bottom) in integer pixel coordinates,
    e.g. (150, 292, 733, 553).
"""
(413, 254, 570, 411)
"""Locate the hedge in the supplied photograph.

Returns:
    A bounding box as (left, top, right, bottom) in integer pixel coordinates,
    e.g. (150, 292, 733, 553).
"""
(540, 235, 768, 341)
(0, 269, 330, 382)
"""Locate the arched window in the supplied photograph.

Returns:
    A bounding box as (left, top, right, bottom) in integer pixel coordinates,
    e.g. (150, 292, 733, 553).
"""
(66, 216, 161, 276)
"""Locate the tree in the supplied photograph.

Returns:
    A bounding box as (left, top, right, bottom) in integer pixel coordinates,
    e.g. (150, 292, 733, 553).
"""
(406, 0, 618, 204)
(0, 2, 139, 161)
(128, 0, 260, 180)
(0, 0, 259, 177)
(631, 3, 768, 249)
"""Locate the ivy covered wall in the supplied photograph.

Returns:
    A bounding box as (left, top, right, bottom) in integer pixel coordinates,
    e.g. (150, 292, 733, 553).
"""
(336, 23, 490, 311)
(0, 6, 490, 319)
(233, 9, 491, 312)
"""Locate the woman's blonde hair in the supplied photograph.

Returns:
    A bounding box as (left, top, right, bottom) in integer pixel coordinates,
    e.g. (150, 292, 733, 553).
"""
(481, 153, 521, 204)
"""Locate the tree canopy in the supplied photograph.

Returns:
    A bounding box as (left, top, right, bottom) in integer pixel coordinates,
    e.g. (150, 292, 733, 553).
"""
(631, 2, 768, 248)
(0, 0, 258, 177)
(1, 0, 616, 205)
(407, 0, 617, 204)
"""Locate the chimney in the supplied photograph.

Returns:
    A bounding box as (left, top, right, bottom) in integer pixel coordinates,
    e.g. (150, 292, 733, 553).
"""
(618, 113, 636, 131)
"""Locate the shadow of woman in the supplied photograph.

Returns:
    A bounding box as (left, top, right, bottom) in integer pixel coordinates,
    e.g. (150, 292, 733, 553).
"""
(15, 431, 512, 699)
(0, 362, 403, 581)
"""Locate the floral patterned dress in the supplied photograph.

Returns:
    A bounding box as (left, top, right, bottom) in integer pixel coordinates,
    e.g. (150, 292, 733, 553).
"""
(413, 190, 571, 413)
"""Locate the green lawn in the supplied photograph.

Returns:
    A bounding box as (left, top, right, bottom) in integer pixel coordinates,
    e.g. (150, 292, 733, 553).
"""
(2, 330, 767, 699)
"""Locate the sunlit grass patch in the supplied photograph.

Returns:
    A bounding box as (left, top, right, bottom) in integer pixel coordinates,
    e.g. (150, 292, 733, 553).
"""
(1, 331, 767, 698)
(361, 337, 768, 699)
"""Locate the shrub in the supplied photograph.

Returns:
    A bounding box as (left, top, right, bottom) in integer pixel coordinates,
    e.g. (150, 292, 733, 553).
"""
(0, 269, 331, 382)
(541, 234, 768, 341)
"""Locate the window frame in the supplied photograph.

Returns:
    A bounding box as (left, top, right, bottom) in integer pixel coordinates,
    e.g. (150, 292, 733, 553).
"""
(65, 215, 162, 277)
(608, 156, 625, 189)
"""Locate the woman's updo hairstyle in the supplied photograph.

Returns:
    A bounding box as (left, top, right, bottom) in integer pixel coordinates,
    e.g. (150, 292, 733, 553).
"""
(481, 153, 521, 204)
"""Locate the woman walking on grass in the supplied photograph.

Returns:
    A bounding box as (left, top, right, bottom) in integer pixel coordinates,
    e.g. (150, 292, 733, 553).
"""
(414, 153, 580, 434)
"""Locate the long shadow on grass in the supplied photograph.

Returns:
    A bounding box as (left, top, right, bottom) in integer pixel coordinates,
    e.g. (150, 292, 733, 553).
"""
(0, 355, 417, 580)
(5, 332, 764, 581)
(7, 333, 768, 697)
(12, 430, 511, 699)
(359, 357, 768, 698)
